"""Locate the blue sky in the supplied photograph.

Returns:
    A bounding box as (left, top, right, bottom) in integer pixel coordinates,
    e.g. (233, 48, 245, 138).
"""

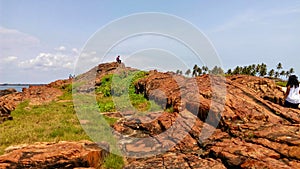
(0, 0, 300, 83)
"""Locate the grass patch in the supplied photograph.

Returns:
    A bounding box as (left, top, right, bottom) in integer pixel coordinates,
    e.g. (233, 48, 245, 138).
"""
(103, 154, 125, 169)
(97, 96, 116, 112)
(165, 105, 174, 113)
(276, 81, 287, 87)
(95, 71, 163, 113)
(0, 100, 90, 155)
(59, 82, 87, 100)
(103, 116, 118, 126)
(0, 82, 126, 168)
(96, 74, 114, 97)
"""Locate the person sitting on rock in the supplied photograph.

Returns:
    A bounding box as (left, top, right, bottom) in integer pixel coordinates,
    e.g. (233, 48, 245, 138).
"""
(284, 75, 300, 109)
(116, 55, 121, 64)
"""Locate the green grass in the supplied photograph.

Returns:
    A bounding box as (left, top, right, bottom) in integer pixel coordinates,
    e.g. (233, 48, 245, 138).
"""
(103, 116, 118, 126)
(0, 70, 166, 168)
(276, 81, 287, 87)
(103, 154, 125, 169)
(0, 91, 125, 168)
(165, 105, 175, 113)
(95, 71, 163, 113)
(0, 100, 90, 155)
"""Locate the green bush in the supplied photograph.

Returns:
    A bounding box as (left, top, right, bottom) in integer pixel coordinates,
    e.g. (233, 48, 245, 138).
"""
(96, 75, 113, 97)
(95, 71, 162, 113)
(98, 101, 115, 112)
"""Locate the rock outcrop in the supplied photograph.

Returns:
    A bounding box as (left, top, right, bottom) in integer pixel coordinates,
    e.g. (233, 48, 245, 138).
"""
(0, 88, 17, 97)
(74, 62, 136, 92)
(0, 141, 109, 169)
(115, 71, 300, 168)
(1, 62, 299, 168)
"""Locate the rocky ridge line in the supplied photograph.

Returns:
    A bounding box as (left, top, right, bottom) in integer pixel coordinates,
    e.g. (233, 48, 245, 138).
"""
(0, 62, 299, 169)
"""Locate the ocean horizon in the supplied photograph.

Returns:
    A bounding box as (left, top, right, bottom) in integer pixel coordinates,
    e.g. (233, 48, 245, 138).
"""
(0, 85, 30, 92)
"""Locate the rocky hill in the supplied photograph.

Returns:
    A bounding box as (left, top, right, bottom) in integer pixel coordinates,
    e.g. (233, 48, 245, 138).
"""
(0, 62, 299, 168)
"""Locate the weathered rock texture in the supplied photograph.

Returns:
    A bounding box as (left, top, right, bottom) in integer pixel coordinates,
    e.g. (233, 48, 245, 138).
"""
(0, 141, 109, 169)
(74, 62, 137, 92)
(1, 62, 299, 168)
(116, 71, 300, 168)
(0, 88, 17, 97)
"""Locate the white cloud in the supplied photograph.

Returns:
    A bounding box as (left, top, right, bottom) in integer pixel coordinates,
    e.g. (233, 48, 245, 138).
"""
(55, 46, 66, 51)
(0, 46, 79, 83)
(3, 56, 18, 62)
(72, 48, 80, 54)
(18, 50, 76, 71)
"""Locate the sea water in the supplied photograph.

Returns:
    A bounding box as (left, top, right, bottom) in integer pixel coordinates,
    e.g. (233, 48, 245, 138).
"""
(0, 85, 29, 92)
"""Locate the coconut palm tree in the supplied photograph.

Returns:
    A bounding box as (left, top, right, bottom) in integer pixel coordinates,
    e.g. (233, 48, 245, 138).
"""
(226, 69, 232, 75)
(285, 70, 290, 79)
(233, 66, 242, 75)
(289, 68, 295, 75)
(185, 69, 191, 77)
(268, 69, 275, 77)
(280, 70, 286, 79)
(259, 63, 267, 77)
(197, 67, 202, 76)
(192, 64, 198, 77)
(275, 71, 280, 78)
(256, 64, 261, 75)
(202, 66, 209, 74)
(276, 62, 282, 73)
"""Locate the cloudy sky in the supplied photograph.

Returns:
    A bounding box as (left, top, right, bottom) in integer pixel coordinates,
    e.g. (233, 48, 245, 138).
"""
(0, 0, 300, 83)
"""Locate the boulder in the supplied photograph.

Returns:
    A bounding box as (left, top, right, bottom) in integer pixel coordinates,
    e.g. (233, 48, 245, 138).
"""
(0, 141, 109, 169)
(0, 88, 17, 97)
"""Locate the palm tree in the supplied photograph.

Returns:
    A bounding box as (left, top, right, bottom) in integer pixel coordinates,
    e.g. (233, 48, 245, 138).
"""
(256, 64, 261, 75)
(185, 69, 191, 76)
(285, 70, 290, 79)
(192, 64, 198, 77)
(277, 62, 282, 69)
(237, 66, 243, 75)
(242, 66, 248, 75)
(259, 63, 267, 77)
(202, 66, 209, 74)
(268, 69, 275, 77)
(280, 70, 286, 79)
(226, 69, 232, 75)
(197, 67, 202, 76)
(289, 68, 295, 75)
(275, 71, 280, 78)
(276, 62, 282, 72)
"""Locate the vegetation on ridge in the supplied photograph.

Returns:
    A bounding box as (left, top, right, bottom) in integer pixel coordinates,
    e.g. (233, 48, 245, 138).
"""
(0, 81, 127, 168)
(177, 62, 295, 81)
(95, 71, 162, 113)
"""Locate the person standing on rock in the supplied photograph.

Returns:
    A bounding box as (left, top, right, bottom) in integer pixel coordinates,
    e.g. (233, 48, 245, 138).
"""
(284, 75, 300, 109)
